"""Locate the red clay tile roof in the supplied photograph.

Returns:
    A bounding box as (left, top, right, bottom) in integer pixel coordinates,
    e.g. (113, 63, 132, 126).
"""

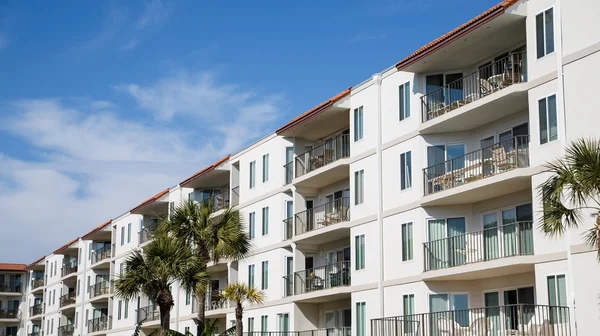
(276, 88, 352, 134)
(53, 237, 80, 255)
(0, 263, 27, 272)
(26, 256, 46, 269)
(395, 0, 521, 71)
(130, 188, 170, 213)
(81, 220, 112, 240)
(179, 155, 231, 187)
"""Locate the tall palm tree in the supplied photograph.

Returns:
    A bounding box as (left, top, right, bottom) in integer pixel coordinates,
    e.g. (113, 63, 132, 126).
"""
(114, 232, 193, 335)
(159, 199, 251, 336)
(540, 138, 600, 259)
(220, 282, 265, 336)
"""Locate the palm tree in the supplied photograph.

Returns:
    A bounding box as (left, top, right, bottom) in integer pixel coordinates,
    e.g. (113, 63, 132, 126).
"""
(539, 138, 600, 259)
(220, 282, 265, 336)
(159, 199, 251, 336)
(114, 232, 193, 335)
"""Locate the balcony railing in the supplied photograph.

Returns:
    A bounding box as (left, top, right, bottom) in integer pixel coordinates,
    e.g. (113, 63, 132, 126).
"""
(421, 52, 527, 122)
(283, 218, 293, 240)
(295, 197, 350, 236)
(59, 291, 76, 308)
(371, 304, 570, 336)
(28, 332, 42, 336)
(58, 324, 74, 336)
(284, 261, 351, 296)
(244, 328, 350, 336)
(31, 279, 44, 290)
(206, 290, 228, 311)
(139, 223, 157, 245)
(137, 305, 160, 324)
(295, 133, 350, 178)
(283, 161, 293, 184)
(424, 221, 534, 272)
(196, 189, 230, 211)
(0, 309, 19, 319)
(30, 303, 44, 316)
(91, 245, 112, 264)
(87, 315, 111, 333)
(90, 281, 110, 298)
(424, 135, 529, 196)
(61, 261, 77, 278)
(0, 282, 22, 293)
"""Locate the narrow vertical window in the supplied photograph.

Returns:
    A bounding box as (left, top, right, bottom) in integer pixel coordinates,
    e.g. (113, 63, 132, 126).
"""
(186, 290, 191, 305)
(548, 274, 568, 322)
(401, 222, 413, 261)
(118, 300, 122, 320)
(127, 223, 131, 243)
(399, 82, 411, 120)
(261, 260, 269, 289)
(355, 234, 365, 270)
(400, 151, 412, 190)
(539, 94, 558, 144)
(249, 212, 256, 239)
(248, 317, 255, 333)
(124, 299, 129, 319)
(536, 8, 555, 58)
(249, 161, 256, 188)
(248, 264, 255, 288)
(262, 207, 269, 235)
(354, 106, 364, 141)
(356, 302, 366, 336)
(262, 154, 269, 182)
(403, 294, 415, 333)
(121, 226, 125, 246)
(261, 315, 268, 334)
(354, 170, 364, 205)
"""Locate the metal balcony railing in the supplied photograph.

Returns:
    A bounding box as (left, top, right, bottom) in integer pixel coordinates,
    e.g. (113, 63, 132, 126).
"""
(0, 282, 22, 293)
(61, 261, 77, 278)
(139, 225, 157, 245)
(294, 197, 350, 235)
(28, 332, 42, 336)
(421, 52, 527, 122)
(284, 261, 351, 296)
(243, 328, 350, 336)
(283, 218, 293, 240)
(371, 304, 570, 336)
(0, 309, 19, 319)
(31, 279, 44, 290)
(90, 281, 110, 298)
(30, 303, 44, 316)
(58, 324, 74, 336)
(91, 245, 112, 264)
(283, 161, 293, 184)
(295, 133, 350, 178)
(137, 305, 160, 324)
(424, 221, 534, 272)
(59, 291, 76, 308)
(231, 186, 240, 207)
(87, 315, 111, 333)
(424, 135, 530, 196)
(206, 290, 228, 311)
(196, 189, 230, 211)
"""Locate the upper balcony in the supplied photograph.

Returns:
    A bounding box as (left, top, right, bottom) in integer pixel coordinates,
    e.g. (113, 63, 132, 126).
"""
(294, 197, 351, 244)
(91, 245, 111, 269)
(136, 305, 160, 325)
(59, 291, 77, 312)
(60, 261, 78, 280)
(31, 279, 44, 294)
(293, 133, 350, 189)
(283, 261, 351, 301)
(245, 328, 350, 336)
(0, 282, 23, 295)
(29, 303, 43, 319)
(139, 218, 159, 246)
(422, 135, 531, 206)
(58, 324, 74, 336)
(191, 187, 231, 213)
(87, 315, 111, 334)
(0, 309, 20, 321)
(89, 281, 111, 303)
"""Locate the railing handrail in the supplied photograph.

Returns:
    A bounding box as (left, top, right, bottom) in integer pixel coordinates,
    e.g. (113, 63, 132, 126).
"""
(0, 282, 23, 292)
(294, 197, 351, 235)
(58, 324, 74, 331)
(295, 133, 350, 159)
(292, 260, 351, 277)
(92, 245, 112, 263)
(294, 197, 350, 217)
(195, 188, 230, 210)
(90, 280, 110, 297)
(424, 220, 533, 245)
(31, 279, 45, 288)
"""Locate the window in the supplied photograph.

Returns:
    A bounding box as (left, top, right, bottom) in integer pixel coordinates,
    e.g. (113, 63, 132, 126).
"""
(186, 290, 191, 305)
(51, 319, 54, 334)
(356, 302, 366, 336)
(249, 212, 256, 239)
(354, 106, 364, 141)
(127, 223, 132, 243)
(75, 312, 78, 327)
(403, 294, 415, 332)
(536, 8, 555, 59)
(185, 327, 190, 335)
(399, 82, 411, 120)
(249, 161, 256, 188)
(85, 309, 89, 326)
(262, 154, 269, 182)
(54, 261, 57, 276)
(261, 315, 268, 333)
(261, 261, 269, 289)
(78, 248, 82, 265)
(120, 263, 124, 276)
(539, 94, 558, 144)
(169, 201, 175, 218)
(278, 313, 289, 332)
(262, 207, 269, 235)
(248, 264, 255, 288)
(118, 300, 122, 320)
(50, 262, 53, 277)
(400, 151, 412, 190)
(548, 274, 568, 322)
(52, 289, 55, 305)
(355, 234, 365, 270)
(121, 226, 125, 246)
(248, 317, 255, 333)
(47, 320, 50, 335)
(77, 280, 80, 296)
(401, 222, 414, 261)
(124, 299, 129, 319)
(88, 242, 93, 261)
(354, 170, 364, 205)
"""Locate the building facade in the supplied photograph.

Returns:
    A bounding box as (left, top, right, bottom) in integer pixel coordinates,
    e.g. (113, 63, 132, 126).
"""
(3, 0, 600, 335)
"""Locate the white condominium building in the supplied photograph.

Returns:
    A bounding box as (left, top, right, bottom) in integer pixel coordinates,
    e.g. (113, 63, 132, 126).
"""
(3, 0, 600, 335)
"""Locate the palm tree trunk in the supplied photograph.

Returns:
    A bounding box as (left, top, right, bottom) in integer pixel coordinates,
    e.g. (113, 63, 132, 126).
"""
(235, 303, 243, 336)
(157, 289, 174, 336)
(196, 291, 206, 336)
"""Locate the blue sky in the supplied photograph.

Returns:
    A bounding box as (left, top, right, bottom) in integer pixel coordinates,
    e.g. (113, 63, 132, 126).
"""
(0, 0, 500, 262)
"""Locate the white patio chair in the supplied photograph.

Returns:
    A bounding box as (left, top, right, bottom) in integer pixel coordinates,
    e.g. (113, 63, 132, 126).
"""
(436, 317, 472, 335)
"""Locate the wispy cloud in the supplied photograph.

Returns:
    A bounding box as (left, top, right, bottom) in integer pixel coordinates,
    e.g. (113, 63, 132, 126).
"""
(135, 0, 170, 30)
(349, 31, 387, 43)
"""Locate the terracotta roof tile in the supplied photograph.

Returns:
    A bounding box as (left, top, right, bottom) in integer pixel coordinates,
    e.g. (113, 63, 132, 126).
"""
(53, 237, 79, 255)
(179, 155, 231, 187)
(276, 88, 352, 134)
(26, 256, 46, 269)
(395, 0, 520, 71)
(0, 263, 27, 272)
(130, 188, 170, 213)
(81, 220, 112, 240)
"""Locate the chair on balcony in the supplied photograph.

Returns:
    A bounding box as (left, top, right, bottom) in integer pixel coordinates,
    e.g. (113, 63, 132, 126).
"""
(479, 78, 497, 96)
(436, 317, 472, 335)
(491, 146, 516, 172)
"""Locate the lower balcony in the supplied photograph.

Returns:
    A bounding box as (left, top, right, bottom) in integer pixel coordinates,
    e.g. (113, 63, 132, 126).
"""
(0, 282, 23, 294)
(284, 261, 351, 301)
(136, 305, 160, 324)
(59, 291, 77, 310)
(294, 198, 351, 242)
(0, 309, 19, 321)
(29, 304, 44, 319)
(87, 315, 111, 334)
(244, 328, 350, 336)
(58, 324, 74, 336)
(89, 281, 111, 302)
(61, 262, 78, 279)
(91, 245, 112, 268)
(371, 304, 571, 336)
(31, 279, 44, 293)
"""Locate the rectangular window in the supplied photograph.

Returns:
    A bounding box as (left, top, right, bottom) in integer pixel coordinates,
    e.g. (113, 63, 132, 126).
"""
(354, 106, 364, 141)
(548, 274, 568, 322)
(399, 82, 411, 120)
(77, 280, 80, 296)
(401, 222, 414, 261)
(88, 242, 93, 261)
(85, 309, 89, 327)
(121, 226, 125, 246)
(186, 290, 191, 305)
(50, 262, 53, 277)
(47, 320, 50, 335)
(248, 317, 255, 333)
(261, 315, 268, 333)
(539, 94, 558, 144)
(403, 294, 415, 333)
(75, 312, 78, 328)
(118, 300, 122, 320)
(185, 327, 189, 335)
(51, 319, 53, 334)
(261, 261, 269, 290)
(127, 223, 132, 243)
(169, 201, 175, 218)
(78, 248, 82, 265)
(536, 8, 555, 59)
(52, 289, 56, 305)
(249, 212, 256, 239)
(54, 261, 57, 276)
(356, 302, 366, 336)
(262, 207, 269, 235)
(355, 234, 365, 270)
(125, 299, 129, 319)
(120, 263, 124, 276)
(354, 170, 364, 205)
(400, 151, 412, 190)
(249, 161, 256, 189)
(248, 264, 255, 288)
(262, 154, 269, 182)
(277, 313, 289, 332)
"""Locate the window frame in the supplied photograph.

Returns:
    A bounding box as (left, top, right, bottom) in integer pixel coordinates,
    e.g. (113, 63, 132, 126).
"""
(400, 151, 412, 190)
(355, 301, 366, 336)
(354, 106, 364, 142)
(355, 234, 366, 270)
(354, 169, 365, 205)
(249, 212, 256, 239)
(401, 222, 414, 261)
(536, 7, 555, 59)
(248, 264, 255, 288)
(249, 160, 256, 189)
(262, 206, 269, 236)
(262, 153, 269, 183)
(399, 81, 411, 121)
(261, 260, 269, 290)
(538, 94, 558, 144)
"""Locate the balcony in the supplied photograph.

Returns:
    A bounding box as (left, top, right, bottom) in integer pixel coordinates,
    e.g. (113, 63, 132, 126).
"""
(58, 324, 74, 336)
(89, 281, 111, 300)
(28, 332, 41, 336)
(139, 225, 157, 245)
(87, 315, 111, 333)
(60, 261, 78, 279)
(244, 328, 350, 336)
(0, 282, 22, 293)
(284, 261, 351, 299)
(0, 309, 19, 320)
(294, 198, 350, 240)
(283, 161, 293, 185)
(30, 303, 44, 317)
(294, 133, 350, 188)
(136, 305, 160, 324)
(91, 245, 112, 267)
(422, 136, 530, 205)
(31, 279, 44, 291)
(195, 189, 230, 212)
(371, 304, 570, 336)
(59, 291, 76, 308)
(283, 218, 293, 240)
(231, 186, 240, 207)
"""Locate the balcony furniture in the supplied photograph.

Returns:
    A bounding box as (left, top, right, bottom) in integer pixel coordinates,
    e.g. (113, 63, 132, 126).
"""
(436, 317, 471, 335)
(492, 146, 516, 172)
(308, 275, 324, 291)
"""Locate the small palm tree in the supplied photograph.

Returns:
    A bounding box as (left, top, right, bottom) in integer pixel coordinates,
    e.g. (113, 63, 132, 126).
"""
(220, 282, 265, 336)
(159, 199, 251, 336)
(540, 138, 600, 259)
(114, 233, 193, 335)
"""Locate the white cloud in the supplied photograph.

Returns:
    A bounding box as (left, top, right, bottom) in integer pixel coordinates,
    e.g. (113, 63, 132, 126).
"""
(135, 0, 170, 30)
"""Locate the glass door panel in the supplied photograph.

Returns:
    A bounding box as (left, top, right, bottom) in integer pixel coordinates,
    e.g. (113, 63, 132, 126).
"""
(484, 213, 499, 260)
(502, 209, 517, 257)
(447, 218, 466, 267)
(481, 136, 495, 176)
(485, 292, 501, 335)
(428, 220, 447, 270)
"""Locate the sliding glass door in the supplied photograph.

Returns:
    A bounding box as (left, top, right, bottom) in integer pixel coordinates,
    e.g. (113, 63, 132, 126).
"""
(427, 218, 466, 269)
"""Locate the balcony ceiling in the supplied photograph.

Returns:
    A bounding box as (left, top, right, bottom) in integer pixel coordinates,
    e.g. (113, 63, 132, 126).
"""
(278, 105, 350, 141)
(403, 14, 526, 73)
(182, 169, 230, 189)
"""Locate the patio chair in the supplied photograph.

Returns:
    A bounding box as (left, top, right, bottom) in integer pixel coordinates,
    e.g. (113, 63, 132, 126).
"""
(505, 317, 551, 336)
(492, 146, 516, 172)
(469, 317, 491, 336)
(436, 317, 472, 335)
(479, 78, 497, 96)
